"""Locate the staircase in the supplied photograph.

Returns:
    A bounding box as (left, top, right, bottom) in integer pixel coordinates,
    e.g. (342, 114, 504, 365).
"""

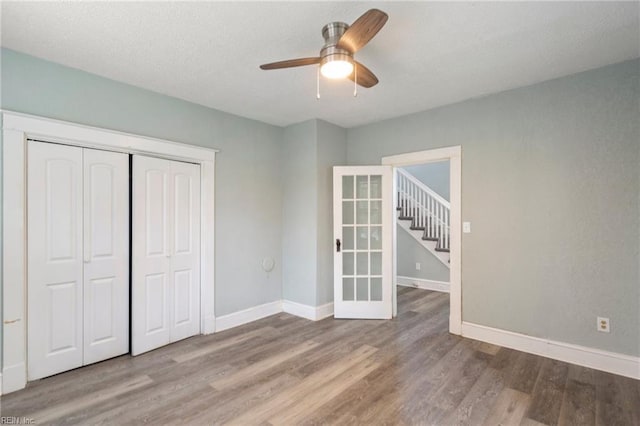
(397, 168, 450, 267)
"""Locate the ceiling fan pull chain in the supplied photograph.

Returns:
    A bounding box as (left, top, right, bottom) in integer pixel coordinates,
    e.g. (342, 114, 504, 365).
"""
(316, 67, 321, 100)
(354, 65, 358, 97)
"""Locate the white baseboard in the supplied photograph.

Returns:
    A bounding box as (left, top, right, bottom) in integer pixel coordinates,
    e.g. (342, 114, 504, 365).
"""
(215, 299, 335, 333)
(2, 362, 27, 395)
(461, 322, 640, 380)
(315, 302, 335, 320)
(397, 276, 450, 293)
(283, 300, 334, 321)
(203, 314, 216, 335)
(215, 300, 282, 332)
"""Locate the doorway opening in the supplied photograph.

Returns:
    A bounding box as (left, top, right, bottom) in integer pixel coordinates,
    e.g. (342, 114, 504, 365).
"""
(382, 147, 462, 335)
(396, 160, 451, 314)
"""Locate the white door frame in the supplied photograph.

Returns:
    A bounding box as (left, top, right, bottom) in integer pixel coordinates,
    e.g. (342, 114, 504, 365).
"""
(382, 146, 462, 335)
(1, 111, 218, 394)
(333, 166, 393, 319)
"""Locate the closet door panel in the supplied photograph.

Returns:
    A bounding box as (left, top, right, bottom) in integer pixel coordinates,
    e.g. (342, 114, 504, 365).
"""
(132, 155, 172, 355)
(28, 141, 84, 380)
(83, 149, 130, 364)
(170, 162, 201, 341)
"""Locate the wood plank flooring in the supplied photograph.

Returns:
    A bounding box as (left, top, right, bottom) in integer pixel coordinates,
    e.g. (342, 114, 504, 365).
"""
(1, 287, 638, 425)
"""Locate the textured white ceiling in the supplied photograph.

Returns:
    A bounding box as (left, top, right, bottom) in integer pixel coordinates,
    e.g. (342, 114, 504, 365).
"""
(1, 1, 638, 128)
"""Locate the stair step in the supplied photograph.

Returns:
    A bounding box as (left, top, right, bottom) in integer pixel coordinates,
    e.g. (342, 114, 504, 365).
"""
(435, 247, 450, 253)
(398, 216, 414, 221)
(422, 236, 438, 241)
(410, 226, 425, 231)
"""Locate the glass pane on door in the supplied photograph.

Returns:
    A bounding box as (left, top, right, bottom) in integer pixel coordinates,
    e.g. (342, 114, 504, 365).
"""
(340, 174, 384, 305)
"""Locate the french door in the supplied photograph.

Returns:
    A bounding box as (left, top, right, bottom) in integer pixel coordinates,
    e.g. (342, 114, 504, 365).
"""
(132, 155, 201, 355)
(27, 141, 129, 380)
(333, 166, 393, 319)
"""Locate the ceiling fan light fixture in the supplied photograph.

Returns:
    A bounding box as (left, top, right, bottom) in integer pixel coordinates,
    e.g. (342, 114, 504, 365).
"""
(259, 9, 388, 89)
(320, 54, 354, 79)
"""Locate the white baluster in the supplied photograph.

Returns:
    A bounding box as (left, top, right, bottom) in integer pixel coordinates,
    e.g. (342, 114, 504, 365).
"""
(437, 203, 442, 243)
(444, 208, 449, 250)
(404, 176, 408, 216)
(432, 197, 436, 239)
(399, 174, 403, 214)
(420, 190, 424, 228)
(408, 178, 411, 216)
(448, 209, 451, 249)
(410, 181, 414, 221)
(412, 181, 416, 223)
(418, 187, 422, 228)
(428, 196, 433, 238)
(441, 203, 445, 246)
(396, 169, 451, 249)
(401, 175, 405, 216)
(420, 192, 427, 228)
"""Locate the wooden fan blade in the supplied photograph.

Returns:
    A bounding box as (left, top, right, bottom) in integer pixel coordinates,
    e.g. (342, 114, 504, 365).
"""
(348, 61, 379, 88)
(260, 57, 321, 70)
(337, 9, 388, 53)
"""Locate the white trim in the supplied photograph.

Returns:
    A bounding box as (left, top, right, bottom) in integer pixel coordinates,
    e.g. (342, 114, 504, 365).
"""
(2, 110, 218, 160)
(315, 302, 335, 320)
(283, 300, 334, 321)
(397, 276, 450, 293)
(462, 322, 640, 380)
(215, 301, 283, 332)
(382, 146, 461, 167)
(1, 363, 26, 395)
(203, 313, 217, 335)
(1, 111, 217, 393)
(382, 146, 462, 335)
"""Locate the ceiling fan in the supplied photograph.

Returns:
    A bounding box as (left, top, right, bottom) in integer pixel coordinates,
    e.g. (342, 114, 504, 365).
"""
(259, 9, 388, 89)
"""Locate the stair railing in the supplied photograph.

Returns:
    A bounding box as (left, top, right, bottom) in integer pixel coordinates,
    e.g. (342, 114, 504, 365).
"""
(397, 168, 451, 251)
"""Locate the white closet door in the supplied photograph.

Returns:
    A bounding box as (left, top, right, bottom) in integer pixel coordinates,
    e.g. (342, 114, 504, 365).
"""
(170, 161, 201, 341)
(132, 155, 172, 355)
(28, 141, 84, 380)
(83, 149, 130, 364)
(132, 155, 201, 355)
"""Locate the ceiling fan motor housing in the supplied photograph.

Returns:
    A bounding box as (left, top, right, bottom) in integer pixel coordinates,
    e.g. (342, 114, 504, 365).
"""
(320, 22, 353, 67)
(259, 9, 387, 88)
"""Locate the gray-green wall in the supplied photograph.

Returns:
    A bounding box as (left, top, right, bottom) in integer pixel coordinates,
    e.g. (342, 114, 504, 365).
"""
(348, 59, 640, 357)
(402, 161, 450, 201)
(397, 227, 450, 282)
(282, 120, 318, 306)
(316, 120, 347, 305)
(1, 47, 638, 364)
(0, 48, 284, 317)
(281, 119, 347, 307)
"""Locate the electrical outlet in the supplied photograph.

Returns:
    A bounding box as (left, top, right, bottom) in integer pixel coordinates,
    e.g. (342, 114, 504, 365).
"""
(463, 222, 471, 233)
(415, 262, 421, 271)
(597, 317, 610, 333)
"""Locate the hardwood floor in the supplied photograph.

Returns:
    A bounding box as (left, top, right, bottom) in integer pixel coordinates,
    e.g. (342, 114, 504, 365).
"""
(2, 287, 638, 425)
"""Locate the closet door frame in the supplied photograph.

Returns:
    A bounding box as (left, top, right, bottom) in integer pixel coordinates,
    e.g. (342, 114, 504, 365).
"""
(1, 111, 217, 395)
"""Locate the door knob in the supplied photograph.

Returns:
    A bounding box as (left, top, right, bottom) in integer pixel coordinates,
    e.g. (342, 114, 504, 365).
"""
(336, 239, 341, 253)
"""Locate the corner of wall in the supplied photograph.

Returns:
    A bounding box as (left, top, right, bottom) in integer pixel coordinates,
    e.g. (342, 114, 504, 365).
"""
(315, 121, 347, 307)
(281, 119, 319, 307)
